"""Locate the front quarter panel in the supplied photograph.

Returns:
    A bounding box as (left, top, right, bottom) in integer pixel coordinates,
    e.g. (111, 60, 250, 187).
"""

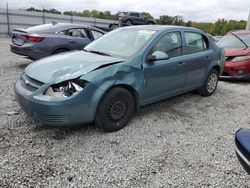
(81, 57, 144, 103)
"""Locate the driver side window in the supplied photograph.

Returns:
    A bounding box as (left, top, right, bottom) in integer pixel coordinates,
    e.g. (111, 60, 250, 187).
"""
(150, 32, 182, 58)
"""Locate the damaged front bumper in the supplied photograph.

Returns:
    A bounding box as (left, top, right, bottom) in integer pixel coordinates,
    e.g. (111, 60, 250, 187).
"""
(220, 61, 250, 80)
(14, 78, 104, 126)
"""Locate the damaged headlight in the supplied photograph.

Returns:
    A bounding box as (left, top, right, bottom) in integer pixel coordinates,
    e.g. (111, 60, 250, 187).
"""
(44, 79, 88, 98)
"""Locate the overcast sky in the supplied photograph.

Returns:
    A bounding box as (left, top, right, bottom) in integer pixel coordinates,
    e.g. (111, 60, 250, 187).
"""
(1, 0, 250, 22)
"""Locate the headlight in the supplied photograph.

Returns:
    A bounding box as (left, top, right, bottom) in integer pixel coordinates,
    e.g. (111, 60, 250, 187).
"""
(44, 79, 88, 98)
(231, 56, 250, 62)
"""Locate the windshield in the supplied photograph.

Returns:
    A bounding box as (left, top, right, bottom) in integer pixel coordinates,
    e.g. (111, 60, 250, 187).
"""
(84, 28, 157, 58)
(217, 34, 250, 47)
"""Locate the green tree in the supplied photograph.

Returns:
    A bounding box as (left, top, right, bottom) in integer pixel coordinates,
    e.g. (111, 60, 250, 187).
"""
(156, 15, 174, 25)
(26, 7, 61, 14)
(172, 15, 185, 25)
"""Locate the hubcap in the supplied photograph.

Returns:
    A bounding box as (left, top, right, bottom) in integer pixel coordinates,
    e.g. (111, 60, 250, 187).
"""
(207, 73, 218, 93)
(108, 99, 126, 121)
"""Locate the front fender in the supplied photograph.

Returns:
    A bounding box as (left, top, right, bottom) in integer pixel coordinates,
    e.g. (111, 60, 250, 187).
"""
(81, 63, 144, 100)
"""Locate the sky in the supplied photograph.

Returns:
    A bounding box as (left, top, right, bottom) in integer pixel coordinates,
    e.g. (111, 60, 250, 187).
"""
(1, 0, 250, 22)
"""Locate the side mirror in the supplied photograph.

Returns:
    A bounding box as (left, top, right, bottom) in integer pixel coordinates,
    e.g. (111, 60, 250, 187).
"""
(147, 51, 169, 62)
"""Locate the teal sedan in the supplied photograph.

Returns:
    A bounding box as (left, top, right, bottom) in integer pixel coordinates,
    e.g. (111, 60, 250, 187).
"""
(15, 25, 225, 132)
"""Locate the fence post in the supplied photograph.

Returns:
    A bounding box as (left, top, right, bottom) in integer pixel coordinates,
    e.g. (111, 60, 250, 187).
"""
(42, 6, 45, 24)
(6, 3, 10, 36)
(246, 10, 250, 30)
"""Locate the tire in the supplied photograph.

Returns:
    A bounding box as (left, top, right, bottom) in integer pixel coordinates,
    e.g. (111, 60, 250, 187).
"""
(95, 87, 135, 132)
(53, 48, 68, 54)
(198, 69, 219, 97)
(126, 20, 133, 26)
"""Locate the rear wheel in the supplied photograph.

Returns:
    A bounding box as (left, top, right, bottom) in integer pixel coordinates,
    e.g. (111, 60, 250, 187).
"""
(198, 69, 219, 97)
(95, 87, 135, 132)
(126, 20, 133, 26)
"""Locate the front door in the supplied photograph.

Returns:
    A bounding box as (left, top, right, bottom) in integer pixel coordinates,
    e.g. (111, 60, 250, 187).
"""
(141, 31, 186, 105)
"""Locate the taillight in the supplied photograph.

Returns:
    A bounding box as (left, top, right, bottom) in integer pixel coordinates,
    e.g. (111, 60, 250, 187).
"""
(21, 35, 44, 42)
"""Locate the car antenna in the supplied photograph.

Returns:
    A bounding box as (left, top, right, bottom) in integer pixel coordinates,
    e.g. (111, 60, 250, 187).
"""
(230, 32, 248, 48)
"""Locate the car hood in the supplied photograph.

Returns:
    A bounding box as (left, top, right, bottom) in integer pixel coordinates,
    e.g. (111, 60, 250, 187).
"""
(224, 47, 250, 57)
(25, 51, 124, 84)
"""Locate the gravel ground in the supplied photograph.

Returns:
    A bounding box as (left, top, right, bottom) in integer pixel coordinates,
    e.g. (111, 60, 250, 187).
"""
(1, 37, 250, 187)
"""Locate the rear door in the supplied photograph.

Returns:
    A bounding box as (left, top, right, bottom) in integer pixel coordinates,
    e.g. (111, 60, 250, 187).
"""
(63, 28, 91, 49)
(138, 13, 147, 24)
(182, 31, 213, 91)
(129, 13, 141, 25)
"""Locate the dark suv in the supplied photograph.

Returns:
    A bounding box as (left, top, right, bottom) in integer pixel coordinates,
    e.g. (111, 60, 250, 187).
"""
(118, 12, 155, 26)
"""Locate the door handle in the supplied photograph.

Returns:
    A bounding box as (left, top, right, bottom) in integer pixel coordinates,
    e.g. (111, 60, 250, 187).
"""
(177, 62, 186, 67)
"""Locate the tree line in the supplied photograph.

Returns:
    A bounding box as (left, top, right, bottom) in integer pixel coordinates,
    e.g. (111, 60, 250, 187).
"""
(26, 7, 247, 36)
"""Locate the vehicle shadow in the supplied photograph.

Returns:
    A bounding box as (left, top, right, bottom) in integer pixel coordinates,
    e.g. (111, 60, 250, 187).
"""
(135, 91, 196, 119)
(220, 79, 250, 85)
(29, 91, 198, 140)
(32, 122, 100, 140)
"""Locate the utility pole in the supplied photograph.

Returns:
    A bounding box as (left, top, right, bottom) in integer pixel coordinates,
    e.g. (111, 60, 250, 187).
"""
(42, 6, 45, 24)
(6, 2, 10, 36)
(246, 10, 250, 30)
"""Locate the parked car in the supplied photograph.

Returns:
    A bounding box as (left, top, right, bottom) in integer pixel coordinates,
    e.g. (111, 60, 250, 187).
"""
(118, 12, 155, 26)
(217, 30, 250, 80)
(10, 23, 106, 60)
(235, 128, 250, 174)
(15, 25, 224, 132)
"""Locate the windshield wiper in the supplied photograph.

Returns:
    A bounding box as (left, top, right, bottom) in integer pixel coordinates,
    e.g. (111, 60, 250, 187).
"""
(83, 49, 111, 56)
(230, 32, 248, 48)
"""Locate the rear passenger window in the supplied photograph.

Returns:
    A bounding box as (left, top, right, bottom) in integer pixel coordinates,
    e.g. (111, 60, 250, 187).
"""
(60, 28, 87, 38)
(184, 32, 209, 54)
(150, 32, 182, 58)
(91, 30, 104, 40)
(130, 13, 139, 17)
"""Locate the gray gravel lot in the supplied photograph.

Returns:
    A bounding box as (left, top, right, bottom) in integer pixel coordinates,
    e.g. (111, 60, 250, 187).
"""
(0, 37, 250, 187)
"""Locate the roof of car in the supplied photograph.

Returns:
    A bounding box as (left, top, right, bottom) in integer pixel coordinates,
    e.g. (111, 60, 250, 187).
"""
(120, 25, 202, 32)
(52, 23, 104, 31)
(228, 30, 250, 35)
(24, 23, 104, 33)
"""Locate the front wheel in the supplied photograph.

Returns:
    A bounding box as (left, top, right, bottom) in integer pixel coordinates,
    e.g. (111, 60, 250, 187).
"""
(198, 69, 219, 97)
(95, 87, 135, 132)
